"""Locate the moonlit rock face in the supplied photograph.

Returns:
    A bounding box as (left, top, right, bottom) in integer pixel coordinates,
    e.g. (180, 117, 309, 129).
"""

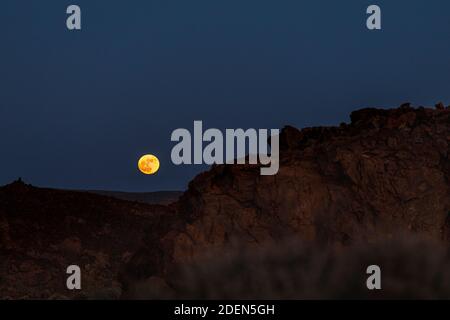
(138, 154, 160, 175)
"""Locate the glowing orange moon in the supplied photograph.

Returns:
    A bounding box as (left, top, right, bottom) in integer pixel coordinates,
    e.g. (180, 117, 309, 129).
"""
(138, 154, 160, 175)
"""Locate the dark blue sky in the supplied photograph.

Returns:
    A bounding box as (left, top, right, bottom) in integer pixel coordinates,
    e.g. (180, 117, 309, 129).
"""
(1, 0, 450, 192)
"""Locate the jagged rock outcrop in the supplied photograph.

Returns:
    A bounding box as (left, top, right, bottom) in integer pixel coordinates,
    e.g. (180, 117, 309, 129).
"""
(2, 104, 450, 299)
(140, 105, 450, 277)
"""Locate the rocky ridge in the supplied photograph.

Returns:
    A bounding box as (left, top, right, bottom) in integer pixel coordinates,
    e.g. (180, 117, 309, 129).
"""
(127, 104, 450, 289)
(2, 104, 450, 299)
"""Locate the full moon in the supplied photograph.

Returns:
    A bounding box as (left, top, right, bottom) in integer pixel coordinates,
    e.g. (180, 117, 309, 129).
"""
(138, 154, 160, 175)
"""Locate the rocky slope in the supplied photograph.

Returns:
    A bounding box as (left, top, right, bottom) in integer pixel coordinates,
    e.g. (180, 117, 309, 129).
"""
(84, 190, 183, 205)
(124, 104, 450, 292)
(2, 104, 450, 299)
(0, 180, 174, 299)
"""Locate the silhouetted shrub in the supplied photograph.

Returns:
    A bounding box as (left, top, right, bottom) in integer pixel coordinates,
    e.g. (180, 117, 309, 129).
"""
(162, 235, 450, 299)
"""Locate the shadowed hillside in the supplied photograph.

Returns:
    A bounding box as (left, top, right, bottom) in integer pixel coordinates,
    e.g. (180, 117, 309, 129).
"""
(123, 104, 450, 298)
(0, 179, 175, 299)
(2, 104, 450, 299)
(83, 190, 183, 205)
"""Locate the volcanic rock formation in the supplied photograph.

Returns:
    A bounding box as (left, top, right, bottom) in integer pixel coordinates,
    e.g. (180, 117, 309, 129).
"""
(125, 104, 450, 291)
(1, 104, 450, 299)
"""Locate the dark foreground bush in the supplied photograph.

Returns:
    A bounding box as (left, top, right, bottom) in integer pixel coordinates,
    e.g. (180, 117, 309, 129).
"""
(128, 235, 450, 299)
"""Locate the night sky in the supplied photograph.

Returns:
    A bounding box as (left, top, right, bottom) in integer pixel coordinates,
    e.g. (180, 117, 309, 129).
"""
(1, 0, 450, 192)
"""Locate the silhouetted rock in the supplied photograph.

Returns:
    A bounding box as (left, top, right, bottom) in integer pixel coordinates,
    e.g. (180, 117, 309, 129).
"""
(3, 104, 450, 299)
(436, 102, 445, 110)
(125, 105, 450, 290)
(400, 102, 412, 109)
